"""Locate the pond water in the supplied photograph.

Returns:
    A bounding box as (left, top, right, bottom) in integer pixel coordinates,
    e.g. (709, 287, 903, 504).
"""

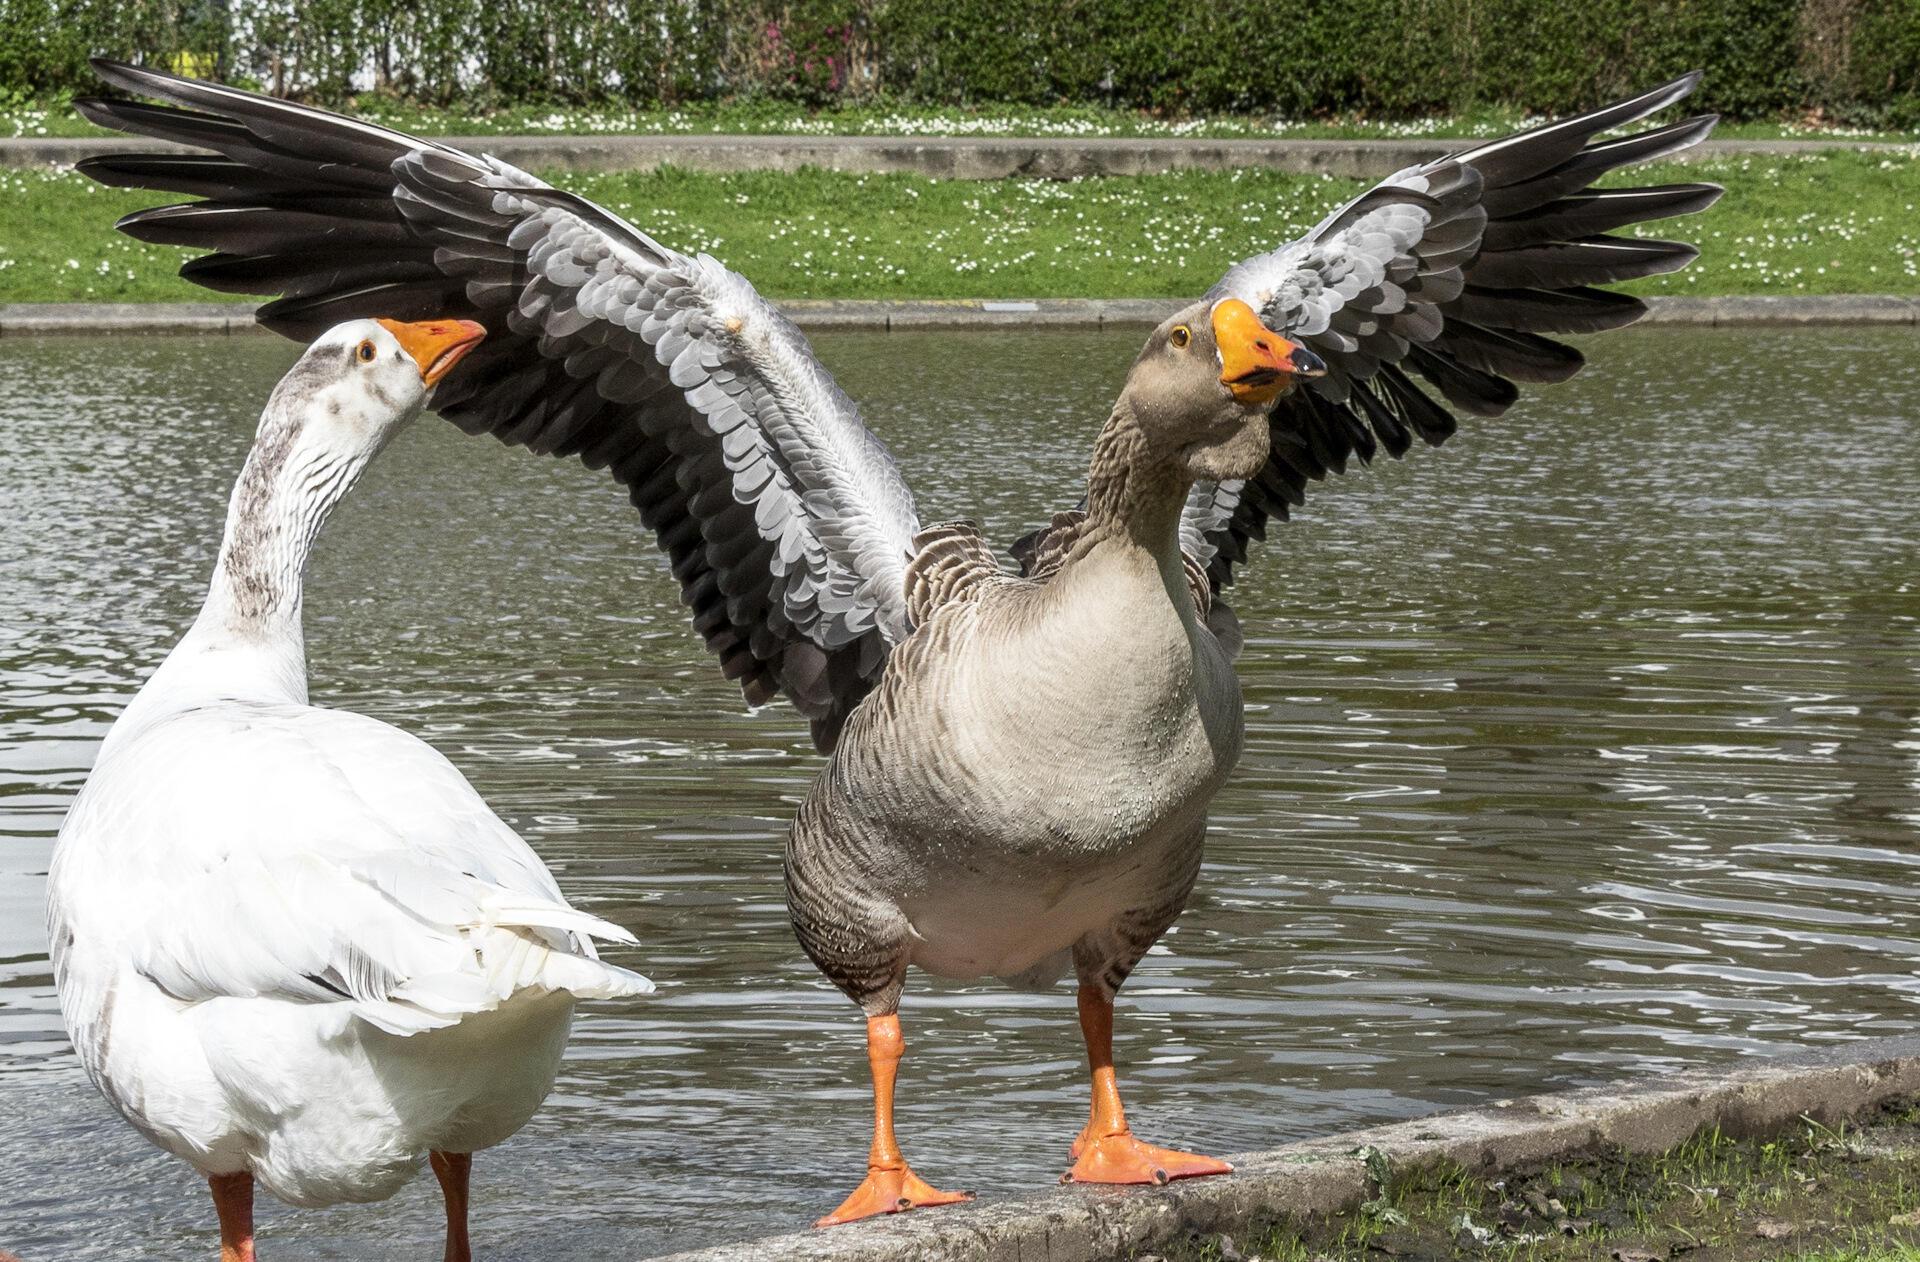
(0, 327, 1915, 1259)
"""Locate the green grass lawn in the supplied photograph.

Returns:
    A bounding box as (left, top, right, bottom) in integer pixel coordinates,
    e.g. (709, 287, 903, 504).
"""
(1157, 1106, 1920, 1262)
(4, 150, 1915, 305)
(9, 94, 1917, 143)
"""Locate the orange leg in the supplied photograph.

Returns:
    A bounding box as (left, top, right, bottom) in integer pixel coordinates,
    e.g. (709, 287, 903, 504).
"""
(816, 1014, 972, 1227)
(208, 1172, 255, 1262)
(430, 1151, 472, 1262)
(1062, 984, 1233, 1186)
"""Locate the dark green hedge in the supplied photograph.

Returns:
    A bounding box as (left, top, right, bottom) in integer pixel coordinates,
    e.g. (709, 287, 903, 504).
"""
(4, 0, 1916, 122)
(877, 0, 1918, 122)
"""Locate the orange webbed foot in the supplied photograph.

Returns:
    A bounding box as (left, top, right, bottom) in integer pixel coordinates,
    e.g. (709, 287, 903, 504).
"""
(816, 1163, 973, 1227)
(1062, 1130, 1233, 1186)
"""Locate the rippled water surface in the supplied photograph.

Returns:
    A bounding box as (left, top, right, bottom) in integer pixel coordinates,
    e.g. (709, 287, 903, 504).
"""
(1, 328, 1915, 1259)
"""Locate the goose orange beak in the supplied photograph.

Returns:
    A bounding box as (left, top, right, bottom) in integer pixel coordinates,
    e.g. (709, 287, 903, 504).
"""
(376, 318, 487, 386)
(1211, 299, 1324, 405)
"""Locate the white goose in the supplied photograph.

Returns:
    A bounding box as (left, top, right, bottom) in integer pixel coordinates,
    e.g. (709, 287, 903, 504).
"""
(47, 318, 653, 1262)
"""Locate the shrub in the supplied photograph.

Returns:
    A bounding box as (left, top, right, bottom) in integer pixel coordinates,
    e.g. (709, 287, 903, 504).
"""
(0, 0, 1911, 120)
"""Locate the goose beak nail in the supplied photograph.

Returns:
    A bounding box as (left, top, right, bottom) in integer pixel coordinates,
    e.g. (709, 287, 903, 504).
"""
(1286, 344, 1327, 379)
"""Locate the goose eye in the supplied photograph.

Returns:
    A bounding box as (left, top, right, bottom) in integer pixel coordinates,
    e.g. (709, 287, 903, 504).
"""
(355, 340, 376, 363)
(1169, 325, 1191, 349)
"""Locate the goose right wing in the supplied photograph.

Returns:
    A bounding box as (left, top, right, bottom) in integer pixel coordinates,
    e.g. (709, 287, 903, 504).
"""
(78, 61, 921, 751)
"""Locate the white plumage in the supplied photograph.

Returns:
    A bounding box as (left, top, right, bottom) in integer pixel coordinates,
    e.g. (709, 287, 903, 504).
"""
(47, 318, 650, 1256)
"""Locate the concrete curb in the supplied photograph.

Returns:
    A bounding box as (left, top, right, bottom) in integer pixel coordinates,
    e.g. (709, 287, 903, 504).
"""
(0, 302, 247, 335)
(3, 296, 1917, 337)
(780, 295, 1920, 329)
(8, 134, 1915, 181)
(659, 1034, 1920, 1262)
(1624, 294, 1920, 326)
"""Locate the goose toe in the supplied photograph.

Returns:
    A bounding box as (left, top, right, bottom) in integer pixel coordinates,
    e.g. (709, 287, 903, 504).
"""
(1062, 1132, 1233, 1186)
(816, 1164, 973, 1227)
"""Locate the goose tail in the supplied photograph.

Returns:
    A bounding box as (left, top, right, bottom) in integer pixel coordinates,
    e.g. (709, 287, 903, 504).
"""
(471, 919, 655, 1003)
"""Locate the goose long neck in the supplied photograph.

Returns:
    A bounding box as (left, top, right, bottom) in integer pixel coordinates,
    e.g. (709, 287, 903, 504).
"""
(202, 406, 364, 643)
(162, 394, 376, 706)
(105, 392, 386, 742)
(1082, 398, 1192, 576)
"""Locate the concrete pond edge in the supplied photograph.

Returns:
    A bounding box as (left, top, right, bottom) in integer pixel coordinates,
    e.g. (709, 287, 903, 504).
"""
(659, 1034, 1920, 1262)
(2, 295, 1917, 338)
(6, 134, 1915, 182)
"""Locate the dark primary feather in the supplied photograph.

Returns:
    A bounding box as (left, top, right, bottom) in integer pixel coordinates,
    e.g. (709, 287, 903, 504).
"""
(77, 58, 923, 753)
(1189, 72, 1722, 591)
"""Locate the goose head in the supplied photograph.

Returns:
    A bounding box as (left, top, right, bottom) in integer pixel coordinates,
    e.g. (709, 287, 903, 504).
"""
(260, 317, 487, 454)
(1118, 298, 1325, 483)
(202, 317, 487, 632)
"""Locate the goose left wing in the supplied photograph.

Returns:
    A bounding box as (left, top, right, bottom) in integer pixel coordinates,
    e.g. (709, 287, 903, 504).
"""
(77, 61, 920, 752)
(1186, 73, 1722, 595)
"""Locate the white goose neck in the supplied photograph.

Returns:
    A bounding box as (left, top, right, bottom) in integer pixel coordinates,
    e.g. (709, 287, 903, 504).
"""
(160, 393, 380, 709)
(206, 408, 338, 633)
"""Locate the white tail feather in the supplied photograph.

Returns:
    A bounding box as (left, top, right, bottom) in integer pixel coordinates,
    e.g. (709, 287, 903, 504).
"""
(477, 894, 639, 945)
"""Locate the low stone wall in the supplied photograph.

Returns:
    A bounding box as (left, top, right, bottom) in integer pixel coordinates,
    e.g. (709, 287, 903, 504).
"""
(1, 295, 1915, 338)
(781, 295, 1920, 330)
(657, 1034, 1920, 1262)
(5, 135, 1911, 182)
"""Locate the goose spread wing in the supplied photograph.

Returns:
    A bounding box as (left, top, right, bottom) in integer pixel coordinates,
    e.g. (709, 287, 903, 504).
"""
(1186, 73, 1722, 593)
(78, 61, 921, 751)
(60, 706, 649, 1038)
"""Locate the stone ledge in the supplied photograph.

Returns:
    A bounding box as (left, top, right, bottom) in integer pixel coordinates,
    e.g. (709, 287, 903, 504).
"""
(3, 295, 1913, 337)
(6, 134, 1912, 181)
(656, 1034, 1920, 1262)
(0, 301, 249, 334)
(1633, 294, 1920, 326)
